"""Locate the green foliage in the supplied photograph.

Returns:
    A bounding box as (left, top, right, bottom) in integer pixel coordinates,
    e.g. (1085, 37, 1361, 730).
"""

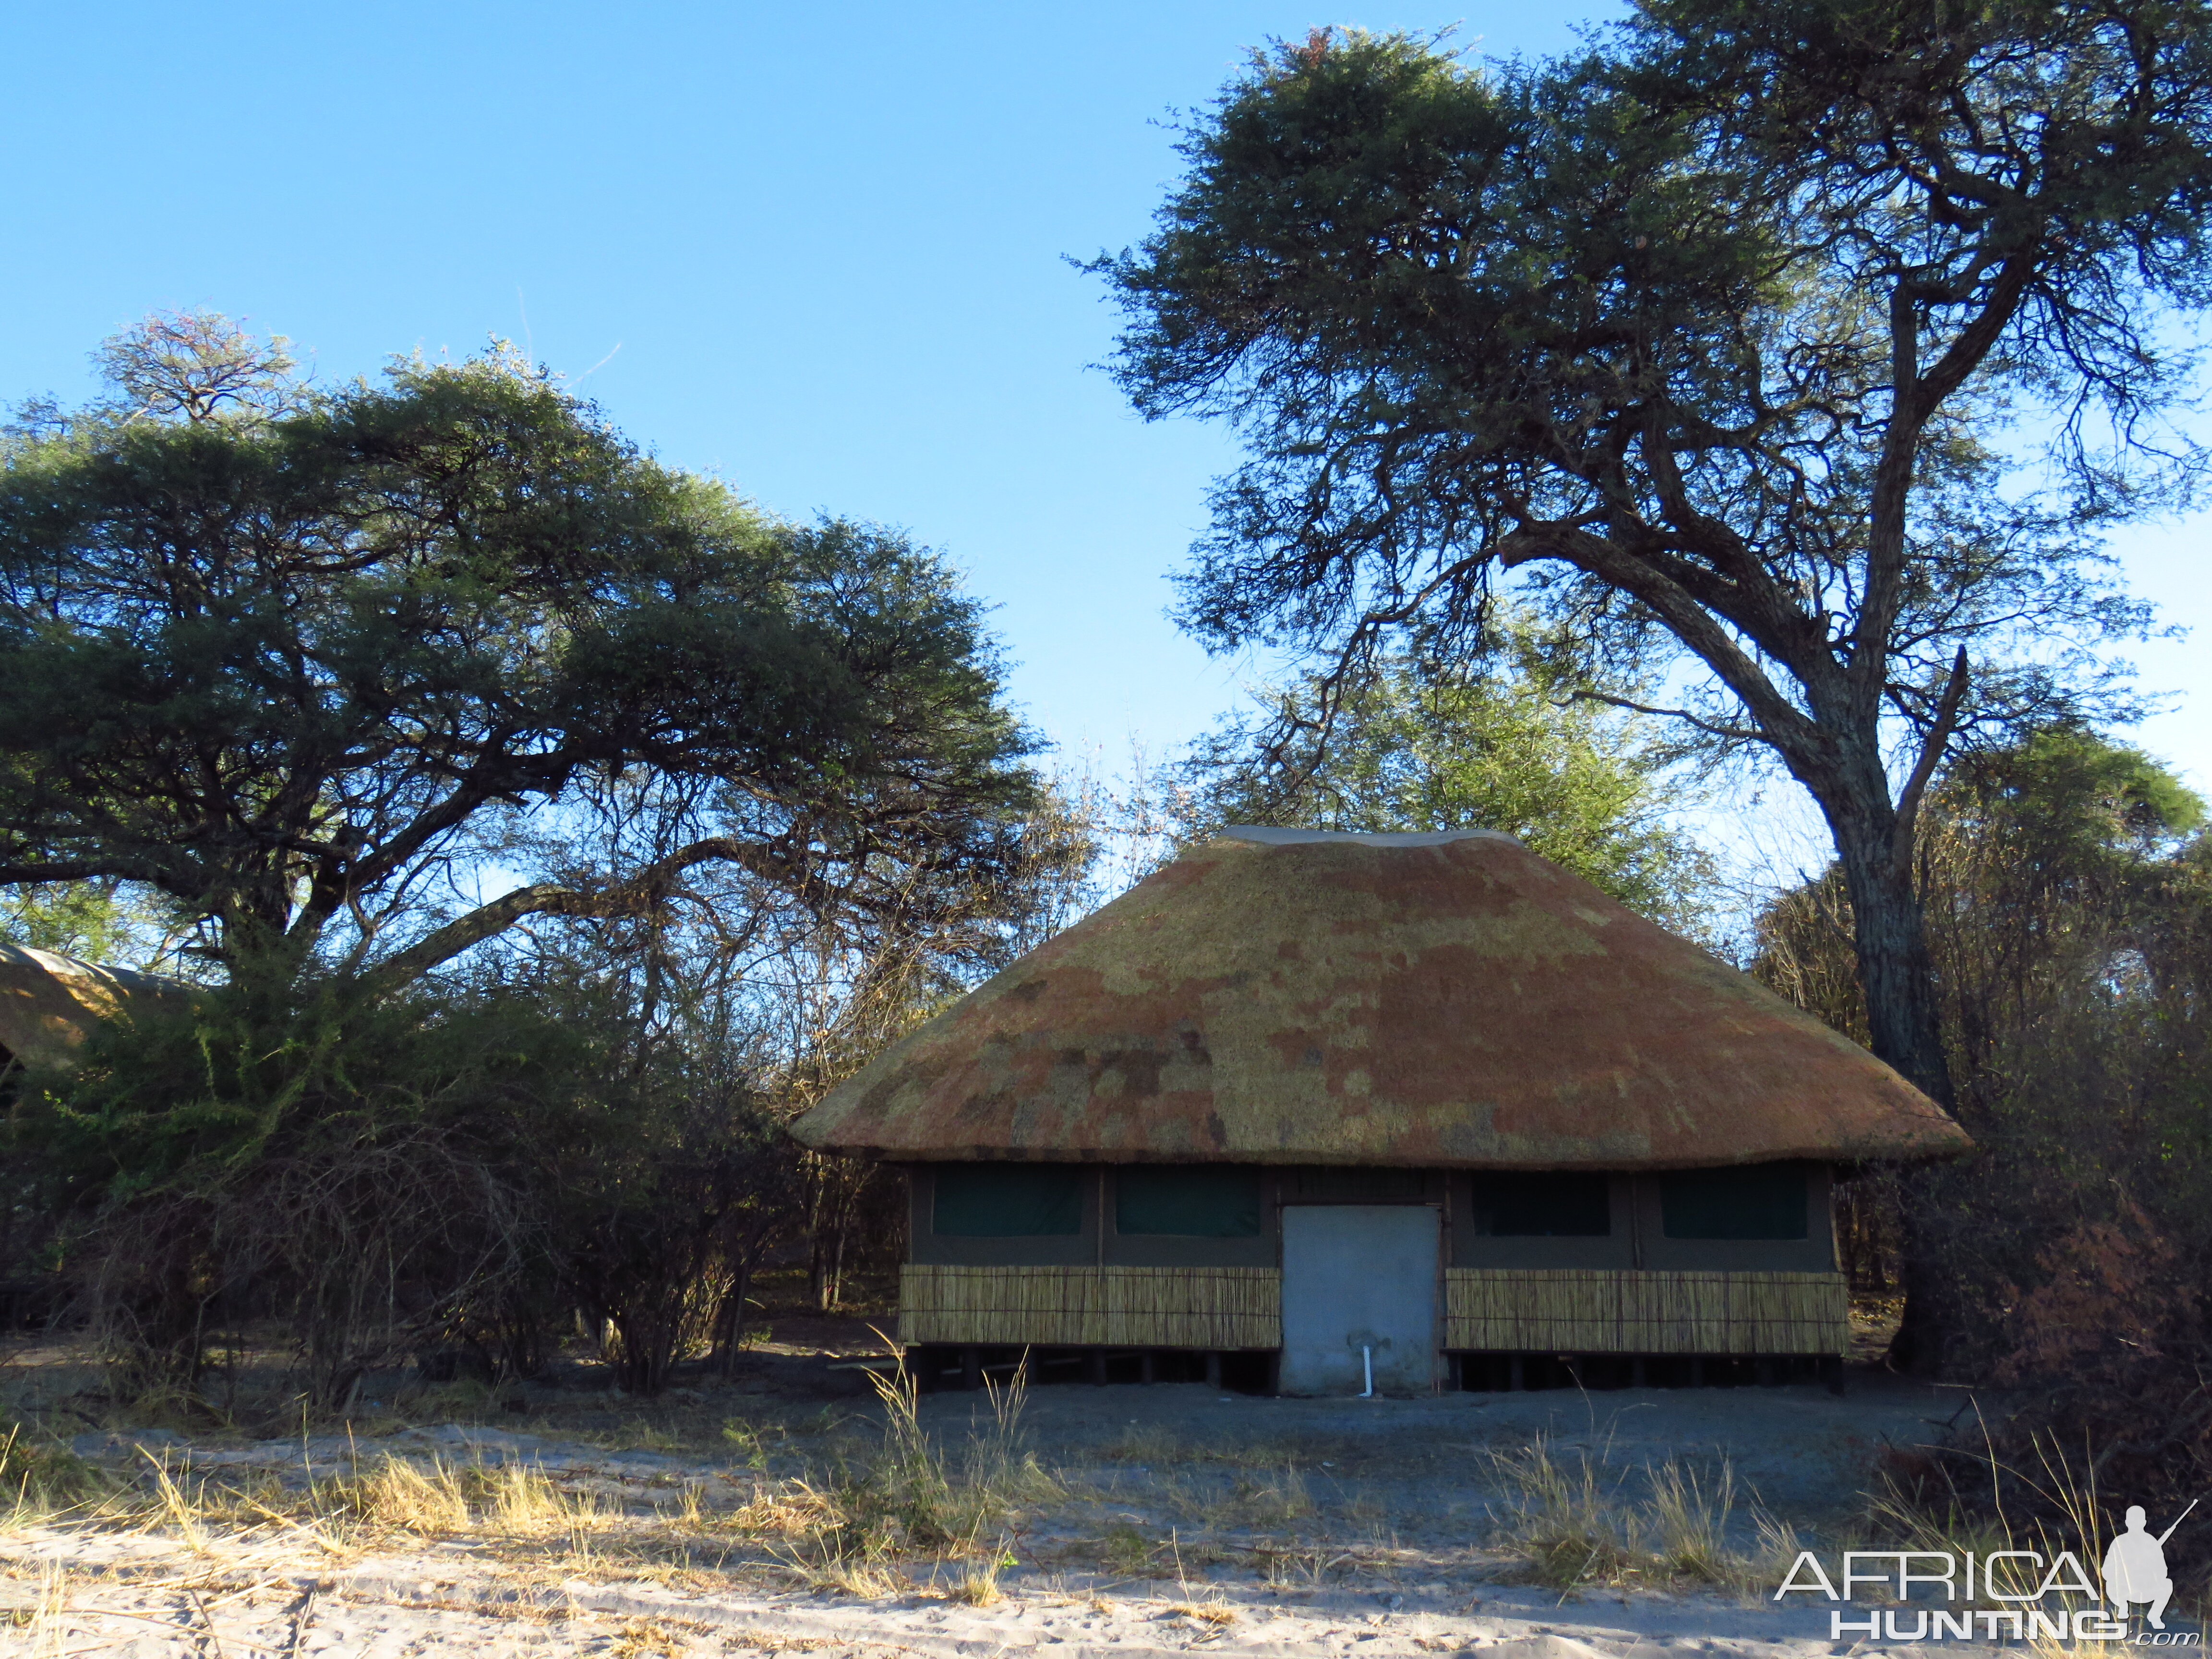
(1753, 728, 2212, 1555)
(1097, 5, 2212, 1115)
(0, 312, 1043, 986)
(1755, 729, 2209, 1058)
(5, 952, 805, 1405)
(0, 314, 1095, 1407)
(10, 967, 572, 1401)
(1095, 15, 2195, 725)
(1172, 634, 1713, 929)
(1955, 726, 2205, 855)
(0, 880, 144, 963)
(0, 1426, 113, 1512)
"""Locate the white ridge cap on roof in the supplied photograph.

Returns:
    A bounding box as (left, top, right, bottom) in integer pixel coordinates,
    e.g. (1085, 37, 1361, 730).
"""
(1220, 825, 1522, 848)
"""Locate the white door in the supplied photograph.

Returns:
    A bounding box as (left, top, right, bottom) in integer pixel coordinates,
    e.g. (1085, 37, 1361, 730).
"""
(1279, 1205, 1439, 1395)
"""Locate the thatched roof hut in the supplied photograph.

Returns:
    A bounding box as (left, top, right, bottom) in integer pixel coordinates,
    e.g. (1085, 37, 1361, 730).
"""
(793, 827, 1965, 1170)
(791, 828, 1967, 1395)
(0, 942, 185, 1071)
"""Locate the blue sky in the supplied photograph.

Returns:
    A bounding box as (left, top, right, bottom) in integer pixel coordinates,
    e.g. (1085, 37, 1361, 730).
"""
(5, 0, 2206, 881)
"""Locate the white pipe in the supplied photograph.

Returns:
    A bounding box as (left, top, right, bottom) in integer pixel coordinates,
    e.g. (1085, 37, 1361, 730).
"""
(1359, 1345, 1374, 1398)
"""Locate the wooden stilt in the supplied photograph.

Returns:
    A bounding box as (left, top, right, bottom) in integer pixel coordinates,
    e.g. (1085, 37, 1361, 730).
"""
(1087, 1347, 1107, 1386)
(1204, 1351, 1223, 1389)
(960, 1345, 981, 1391)
(1508, 1354, 1525, 1391)
(1139, 1349, 1157, 1384)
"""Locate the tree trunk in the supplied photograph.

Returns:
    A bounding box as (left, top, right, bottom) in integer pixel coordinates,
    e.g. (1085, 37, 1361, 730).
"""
(711, 1258, 755, 1379)
(1833, 830, 1954, 1109)
(1829, 803, 1959, 1374)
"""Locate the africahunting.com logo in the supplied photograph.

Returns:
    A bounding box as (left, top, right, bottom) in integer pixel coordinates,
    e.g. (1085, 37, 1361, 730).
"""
(1775, 1500, 2201, 1643)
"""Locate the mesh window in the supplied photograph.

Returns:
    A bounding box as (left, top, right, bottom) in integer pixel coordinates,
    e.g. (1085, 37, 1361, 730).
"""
(931, 1165, 1083, 1238)
(1115, 1166, 1263, 1238)
(1660, 1166, 1808, 1240)
(1471, 1172, 1611, 1237)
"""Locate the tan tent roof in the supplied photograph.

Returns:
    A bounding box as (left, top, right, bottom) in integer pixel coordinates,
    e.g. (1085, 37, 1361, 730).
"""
(0, 943, 187, 1070)
(791, 828, 1969, 1169)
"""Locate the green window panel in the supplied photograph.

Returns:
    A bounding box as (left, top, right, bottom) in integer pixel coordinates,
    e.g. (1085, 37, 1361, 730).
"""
(1471, 1172, 1611, 1237)
(1116, 1166, 1263, 1238)
(931, 1164, 1083, 1238)
(1660, 1165, 1808, 1240)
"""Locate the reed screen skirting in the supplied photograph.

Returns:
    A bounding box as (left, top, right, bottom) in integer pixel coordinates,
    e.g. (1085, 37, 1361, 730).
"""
(1445, 1268, 1849, 1355)
(898, 1265, 1849, 1355)
(898, 1265, 1282, 1349)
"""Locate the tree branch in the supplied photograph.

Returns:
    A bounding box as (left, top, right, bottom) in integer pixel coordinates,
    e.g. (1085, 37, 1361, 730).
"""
(1564, 688, 1765, 745)
(356, 835, 816, 996)
(0, 859, 135, 885)
(1889, 646, 1971, 871)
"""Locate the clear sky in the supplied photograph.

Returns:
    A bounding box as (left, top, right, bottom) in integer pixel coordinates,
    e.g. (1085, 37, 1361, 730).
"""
(5, 1, 2206, 878)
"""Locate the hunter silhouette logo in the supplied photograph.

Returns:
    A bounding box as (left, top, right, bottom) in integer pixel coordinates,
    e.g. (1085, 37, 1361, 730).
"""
(2106, 1499, 2196, 1630)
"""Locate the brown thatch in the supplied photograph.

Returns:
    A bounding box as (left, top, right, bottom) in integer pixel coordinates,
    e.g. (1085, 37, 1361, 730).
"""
(791, 828, 1969, 1169)
(0, 942, 186, 1070)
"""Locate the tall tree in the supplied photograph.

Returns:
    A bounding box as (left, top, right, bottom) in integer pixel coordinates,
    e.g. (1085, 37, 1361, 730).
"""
(0, 313, 1047, 989)
(1094, 7, 2212, 1154)
(1752, 729, 2212, 1461)
(1170, 629, 1715, 930)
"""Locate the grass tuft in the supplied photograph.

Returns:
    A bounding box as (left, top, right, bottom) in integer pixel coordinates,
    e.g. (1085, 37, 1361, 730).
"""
(0, 1427, 114, 1519)
(1482, 1431, 1791, 1594)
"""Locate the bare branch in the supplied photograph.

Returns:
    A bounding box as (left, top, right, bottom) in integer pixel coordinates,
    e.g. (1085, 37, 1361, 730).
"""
(357, 836, 814, 996)
(1889, 647, 1972, 871)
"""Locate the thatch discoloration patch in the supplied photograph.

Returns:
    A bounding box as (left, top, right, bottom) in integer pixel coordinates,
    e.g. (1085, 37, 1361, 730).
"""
(793, 831, 1968, 1169)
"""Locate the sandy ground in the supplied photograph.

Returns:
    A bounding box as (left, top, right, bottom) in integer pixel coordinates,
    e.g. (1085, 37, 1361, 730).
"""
(0, 1529, 2056, 1659)
(11, 1358, 2171, 1658)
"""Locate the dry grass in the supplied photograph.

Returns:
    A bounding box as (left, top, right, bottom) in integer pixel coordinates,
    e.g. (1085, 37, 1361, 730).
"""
(736, 1354, 1060, 1596)
(1, 1561, 78, 1659)
(803, 1558, 907, 1597)
(9, 1342, 1904, 1626)
(608, 1616, 696, 1656)
(1213, 1466, 1314, 1528)
(1167, 1598, 1238, 1625)
(1857, 1429, 2212, 1631)
(1096, 1425, 1310, 1469)
(1102, 1522, 1154, 1574)
(1482, 1432, 1796, 1594)
(951, 1561, 1005, 1606)
(1251, 1542, 1332, 1588)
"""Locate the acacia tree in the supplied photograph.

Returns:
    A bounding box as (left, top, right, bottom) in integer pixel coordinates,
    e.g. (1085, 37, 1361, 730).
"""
(1095, 6, 2212, 1155)
(0, 313, 1046, 989)
(0, 315, 1086, 1400)
(1169, 628, 1715, 930)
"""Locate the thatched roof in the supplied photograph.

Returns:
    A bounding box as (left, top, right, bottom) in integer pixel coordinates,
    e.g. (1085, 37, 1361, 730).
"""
(791, 828, 1969, 1169)
(0, 942, 186, 1070)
